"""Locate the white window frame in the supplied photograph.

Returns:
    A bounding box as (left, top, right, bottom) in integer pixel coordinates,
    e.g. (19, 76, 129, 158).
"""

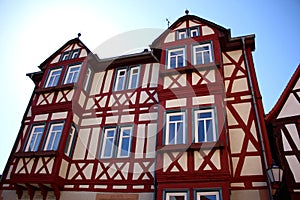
(128, 66, 140, 89)
(114, 68, 127, 91)
(196, 191, 220, 200)
(167, 47, 186, 69)
(166, 192, 188, 200)
(25, 125, 45, 152)
(178, 30, 187, 40)
(65, 125, 76, 156)
(64, 64, 81, 84)
(193, 43, 213, 65)
(45, 68, 62, 88)
(117, 126, 133, 158)
(190, 27, 199, 37)
(71, 49, 80, 59)
(44, 123, 64, 151)
(61, 51, 70, 61)
(194, 109, 216, 143)
(101, 128, 117, 158)
(165, 112, 186, 145)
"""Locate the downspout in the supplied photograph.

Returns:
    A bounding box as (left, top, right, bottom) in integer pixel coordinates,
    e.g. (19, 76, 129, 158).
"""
(241, 37, 273, 200)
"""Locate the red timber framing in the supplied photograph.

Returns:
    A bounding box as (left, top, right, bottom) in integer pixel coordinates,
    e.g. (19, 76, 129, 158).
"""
(0, 37, 92, 199)
(266, 64, 300, 200)
(1, 13, 274, 200)
(151, 14, 272, 200)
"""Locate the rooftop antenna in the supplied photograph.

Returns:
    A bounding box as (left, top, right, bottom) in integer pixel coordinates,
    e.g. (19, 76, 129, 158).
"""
(166, 18, 170, 28)
(77, 33, 81, 38)
(185, 9, 189, 15)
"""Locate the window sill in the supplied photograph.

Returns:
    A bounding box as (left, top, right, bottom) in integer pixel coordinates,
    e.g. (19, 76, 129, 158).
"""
(161, 63, 219, 75)
(14, 150, 58, 158)
(157, 141, 224, 152)
(35, 83, 76, 94)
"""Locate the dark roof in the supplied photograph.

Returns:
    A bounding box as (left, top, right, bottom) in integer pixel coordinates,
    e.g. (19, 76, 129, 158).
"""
(266, 64, 300, 121)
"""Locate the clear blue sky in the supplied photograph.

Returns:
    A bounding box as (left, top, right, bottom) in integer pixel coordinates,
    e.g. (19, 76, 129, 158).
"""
(0, 0, 299, 174)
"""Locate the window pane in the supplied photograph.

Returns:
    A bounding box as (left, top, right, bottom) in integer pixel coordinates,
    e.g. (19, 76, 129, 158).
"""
(177, 122, 184, 144)
(206, 120, 214, 141)
(171, 196, 185, 200)
(178, 56, 184, 67)
(169, 123, 175, 144)
(200, 195, 217, 200)
(198, 121, 205, 142)
(103, 138, 114, 157)
(199, 112, 212, 118)
(203, 51, 211, 64)
(170, 115, 183, 121)
(120, 137, 130, 157)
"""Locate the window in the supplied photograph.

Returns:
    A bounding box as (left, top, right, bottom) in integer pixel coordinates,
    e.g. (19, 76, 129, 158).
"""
(196, 191, 220, 200)
(61, 51, 70, 61)
(114, 65, 140, 91)
(167, 48, 186, 69)
(128, 66, 140, 89)
(177, 27, 199, 40)
(83, 67, 92, 92)
(193, 43, 213, 65)
(71, 49, 80, 59)
(194, 109, 216, 143)
(117, 127, 133, 157)
(114, 68, 127, 91)
(101, 128, 117, 158)
(44, 123, 64, 151)
(60, 49, 80, 61)
(100, 126, 133, 158)
(45, 68, 62, 88)
(165, 192, 188, 200)
(165, 112, 186, 145)
(178, 30, 187, 40)
(64, 64, 81, 84)
(65, 125, 77, 156)
(190, 27, 200, 37)
(24, 125, 45, 152)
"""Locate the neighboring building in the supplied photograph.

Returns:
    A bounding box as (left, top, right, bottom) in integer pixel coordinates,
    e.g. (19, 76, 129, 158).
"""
(0, 13, 273, 200)
(266, 65, 300, 200)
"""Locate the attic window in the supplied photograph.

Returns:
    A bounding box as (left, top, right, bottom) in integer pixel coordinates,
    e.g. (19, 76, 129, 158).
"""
(178, 30, 187, 40)
(71, 49, 80, 59)
(61, 51, 70, 61)
(176, 27, 200, 40)
(60, 49, 81, 61)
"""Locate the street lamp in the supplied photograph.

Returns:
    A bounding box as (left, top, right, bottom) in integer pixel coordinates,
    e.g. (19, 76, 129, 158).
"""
(267, 161, 283, 199)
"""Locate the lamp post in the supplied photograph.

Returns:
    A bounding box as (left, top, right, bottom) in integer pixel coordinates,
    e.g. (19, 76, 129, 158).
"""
(266, 161, 283, 200)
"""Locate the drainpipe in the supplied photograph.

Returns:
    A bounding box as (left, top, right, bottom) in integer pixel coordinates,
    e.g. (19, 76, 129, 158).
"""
(241, 37, 273, 200)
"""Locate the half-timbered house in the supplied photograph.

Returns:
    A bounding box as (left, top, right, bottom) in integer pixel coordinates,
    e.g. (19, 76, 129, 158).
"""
(1, 13, 273, 200)
(266, 65, 300, 200)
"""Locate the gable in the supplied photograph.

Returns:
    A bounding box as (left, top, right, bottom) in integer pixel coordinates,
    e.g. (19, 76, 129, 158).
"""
(277, 77, 300, 119)
(267, 65, 300, 120)
(38, 38, 91, 70)
(151, 14, 228, 49)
